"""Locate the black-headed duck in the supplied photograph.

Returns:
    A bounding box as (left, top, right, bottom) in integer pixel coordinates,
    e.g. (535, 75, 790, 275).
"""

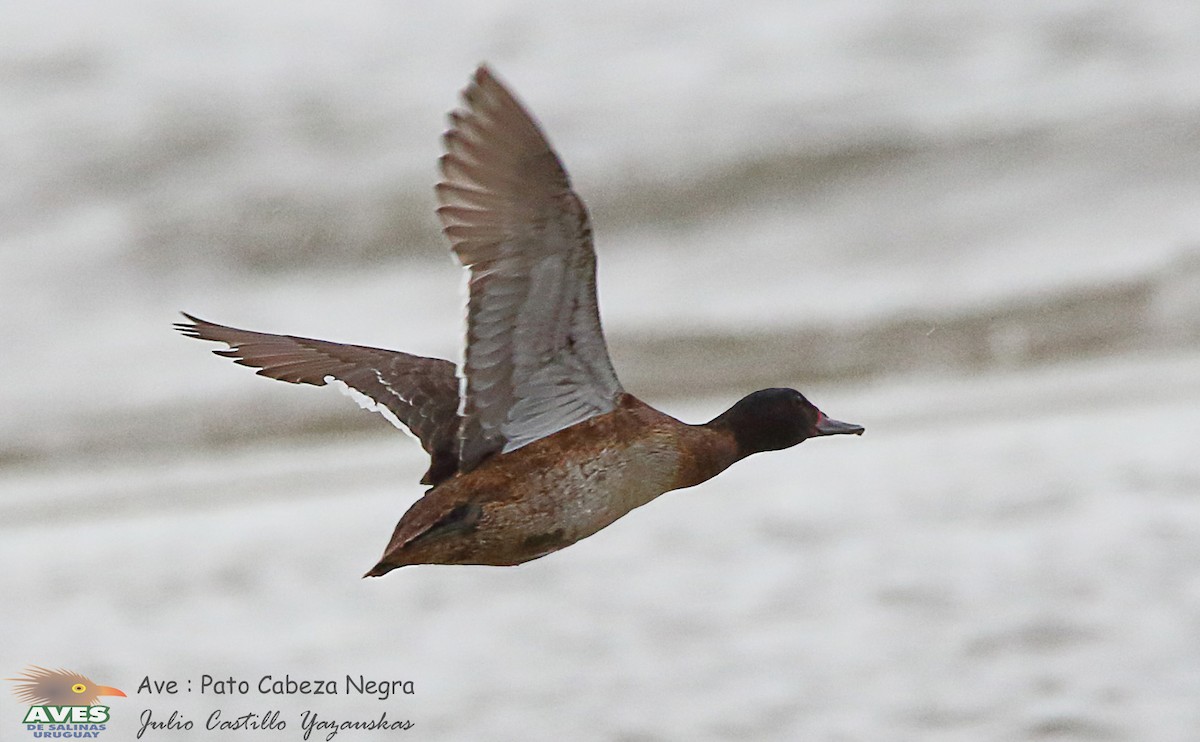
(177, 66, 864, 574)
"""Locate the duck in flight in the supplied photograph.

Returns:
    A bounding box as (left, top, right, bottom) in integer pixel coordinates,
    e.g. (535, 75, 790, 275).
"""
(177, 66, 864, 575)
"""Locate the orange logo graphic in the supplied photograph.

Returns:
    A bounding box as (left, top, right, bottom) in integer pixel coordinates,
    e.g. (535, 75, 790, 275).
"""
(9, 666, 125, 731)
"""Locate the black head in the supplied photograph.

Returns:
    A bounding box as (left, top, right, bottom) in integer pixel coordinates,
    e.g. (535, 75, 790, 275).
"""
(710, 388, 864, 458)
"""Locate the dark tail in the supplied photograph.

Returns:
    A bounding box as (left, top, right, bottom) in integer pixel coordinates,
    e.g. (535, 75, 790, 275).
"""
(363, 562, 401, 578)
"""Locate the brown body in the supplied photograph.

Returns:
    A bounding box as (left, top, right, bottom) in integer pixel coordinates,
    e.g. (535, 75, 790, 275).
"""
(368, 395, 739, 573)
(176, 68, 863, 576)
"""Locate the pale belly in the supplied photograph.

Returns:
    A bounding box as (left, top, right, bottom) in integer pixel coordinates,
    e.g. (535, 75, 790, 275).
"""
(483, 440, 683, 562)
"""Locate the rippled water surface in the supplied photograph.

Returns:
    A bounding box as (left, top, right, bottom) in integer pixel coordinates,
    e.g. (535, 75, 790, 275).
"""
(3, 2, 1200, 740)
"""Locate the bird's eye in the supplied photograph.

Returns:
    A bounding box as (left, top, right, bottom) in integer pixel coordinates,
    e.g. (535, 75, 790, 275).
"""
(71, 684, 87, 694)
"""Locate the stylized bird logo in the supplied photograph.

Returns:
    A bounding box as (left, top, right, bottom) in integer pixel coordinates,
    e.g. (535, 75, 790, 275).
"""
(8, 666, 126, 706)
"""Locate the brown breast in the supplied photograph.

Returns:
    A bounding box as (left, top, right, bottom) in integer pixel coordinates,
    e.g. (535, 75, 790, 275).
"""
(372, 394, 741, 569)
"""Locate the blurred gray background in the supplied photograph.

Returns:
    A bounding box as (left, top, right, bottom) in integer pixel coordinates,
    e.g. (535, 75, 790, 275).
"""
(3, 1, 1200, 740)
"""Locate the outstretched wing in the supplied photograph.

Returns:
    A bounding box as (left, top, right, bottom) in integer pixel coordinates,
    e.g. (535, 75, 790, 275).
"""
(175, 314, 462, 485)
(438, 66, 624, 471)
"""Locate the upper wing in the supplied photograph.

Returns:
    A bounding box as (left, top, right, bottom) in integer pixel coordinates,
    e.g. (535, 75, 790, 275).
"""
(438, 66, 624, 471)
(175, 313, 462, 485)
